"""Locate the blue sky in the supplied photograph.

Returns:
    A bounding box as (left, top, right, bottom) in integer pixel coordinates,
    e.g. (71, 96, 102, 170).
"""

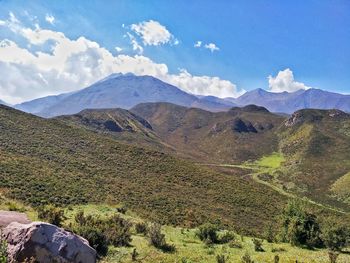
(0, 0, 349, 103)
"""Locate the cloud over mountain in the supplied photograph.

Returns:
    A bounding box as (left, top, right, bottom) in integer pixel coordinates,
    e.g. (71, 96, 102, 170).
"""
(0, 13, 243, 104)
(268, 68, 311, 93)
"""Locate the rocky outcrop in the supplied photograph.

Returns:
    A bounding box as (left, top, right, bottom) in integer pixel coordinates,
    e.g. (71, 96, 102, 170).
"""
(2, 221, 96, 263)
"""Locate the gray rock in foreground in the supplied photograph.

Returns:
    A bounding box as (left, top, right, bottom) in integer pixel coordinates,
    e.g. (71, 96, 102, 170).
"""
(2, 221, 96, 263)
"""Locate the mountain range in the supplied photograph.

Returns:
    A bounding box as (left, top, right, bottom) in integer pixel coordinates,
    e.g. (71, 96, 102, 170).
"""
(14, 73, 350, 116)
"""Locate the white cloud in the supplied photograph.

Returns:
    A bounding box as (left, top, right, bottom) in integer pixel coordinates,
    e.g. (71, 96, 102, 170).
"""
(204, 43, 219, 52)
(130, 20, 177, 46)
(0, 14, 243, 104)
(115, 46, 123, 52)
(268, 68, 311, 93)
(164, 69, 245, 98)
(194, 41, 202, 48)
(45, 14, 55, 25)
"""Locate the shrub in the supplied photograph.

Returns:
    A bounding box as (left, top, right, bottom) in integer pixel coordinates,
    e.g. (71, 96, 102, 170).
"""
(216, 254, 228, 263)
(274, 255, 279, 263)
(197, 223, 219, 244)
(148, 223, 175, 253)
(252, 238, 264, 252)
(321, 220, 349, 251)
(219, 231, 235, 244)
(71, 211, 132, 256)
(37, 205, 65, 227)
(279, 200, 322, 248)
(135, 222, 148, 235)
(73, 225, 108, 257)
(241, 251, 254, 263)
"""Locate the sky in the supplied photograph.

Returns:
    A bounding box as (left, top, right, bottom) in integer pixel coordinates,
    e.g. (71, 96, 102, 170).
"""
(0, 0, 349, 104)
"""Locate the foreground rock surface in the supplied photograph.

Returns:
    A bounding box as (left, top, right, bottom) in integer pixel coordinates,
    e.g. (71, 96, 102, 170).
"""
(0, 210, 31, 228)
(2, 221, 96, 263)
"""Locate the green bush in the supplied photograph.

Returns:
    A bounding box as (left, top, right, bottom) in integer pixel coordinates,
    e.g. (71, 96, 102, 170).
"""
(321, 220, 349, 251)
(71, 211, 132, 256)
(279, 200, 322, 248)
(149, 223, 175, 253)
(73, 225, 108, 257)
(197, 223, 219, 244)
(37, 205, 65, 227)
(218, 231, 235, 244)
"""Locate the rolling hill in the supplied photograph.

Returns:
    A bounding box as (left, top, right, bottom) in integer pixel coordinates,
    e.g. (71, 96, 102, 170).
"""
(131, 103, 285, 163)
(57, 108, 169, 152)
(0, 104, 290, 235)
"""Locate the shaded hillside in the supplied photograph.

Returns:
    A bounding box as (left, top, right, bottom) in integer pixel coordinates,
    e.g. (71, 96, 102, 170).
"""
(131, 102, 285, 163)
(57, 108, 169, 152)
(16, 73, 232, 117)
(278, 109, 350, 208)
(0, 105, 287, 235)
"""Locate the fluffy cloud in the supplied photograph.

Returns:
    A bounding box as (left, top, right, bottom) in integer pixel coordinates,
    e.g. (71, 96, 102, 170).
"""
(268, 68, 311, 93)
(115, 46, 123, 52)
(45, 14, 55, 25)
(164, 69, 244, 98)
(0, 13, 243, 104)
(130, 20, 178, 46)
(204, 43, 219, 52)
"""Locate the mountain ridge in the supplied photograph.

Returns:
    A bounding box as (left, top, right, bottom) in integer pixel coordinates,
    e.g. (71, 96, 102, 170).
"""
(14, 74, 350, 116)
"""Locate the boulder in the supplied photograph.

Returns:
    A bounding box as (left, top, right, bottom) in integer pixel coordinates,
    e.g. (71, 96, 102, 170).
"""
(0, 210, 31, 228)
(2, 221, 96, 263)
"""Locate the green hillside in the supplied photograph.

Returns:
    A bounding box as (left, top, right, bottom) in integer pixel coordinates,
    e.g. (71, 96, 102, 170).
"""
(0, 105, 286, 235)
(278, 109, 350, 209)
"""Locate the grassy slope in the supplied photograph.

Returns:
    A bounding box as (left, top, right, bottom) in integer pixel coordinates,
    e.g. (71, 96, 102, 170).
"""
(67, 204, 350, 263)
(0, 105, 287, 235)
(278, 109, 350, 209)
